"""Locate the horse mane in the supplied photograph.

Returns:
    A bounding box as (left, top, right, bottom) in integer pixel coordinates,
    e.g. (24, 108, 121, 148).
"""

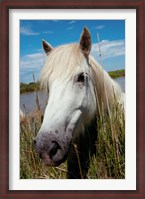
(40, 43, 123, 113)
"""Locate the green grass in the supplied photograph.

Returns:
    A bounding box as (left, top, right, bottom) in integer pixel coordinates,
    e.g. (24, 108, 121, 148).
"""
(20, 102, 125, 179)
(108, 69, 125, 79)
(20, 112, 67, 179)
(20, 81, 40, 94)
(88, 103, 125, 179)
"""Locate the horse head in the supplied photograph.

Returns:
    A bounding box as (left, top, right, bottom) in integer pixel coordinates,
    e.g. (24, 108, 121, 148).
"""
(34, 27, 97, 167)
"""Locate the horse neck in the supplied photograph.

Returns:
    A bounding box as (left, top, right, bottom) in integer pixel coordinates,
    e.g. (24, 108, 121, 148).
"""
(73, 115, 97, 156)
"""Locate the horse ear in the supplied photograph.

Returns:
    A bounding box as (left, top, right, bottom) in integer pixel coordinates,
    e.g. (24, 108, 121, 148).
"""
(79, 27, 91, 56)
(42, 40, 53, 55)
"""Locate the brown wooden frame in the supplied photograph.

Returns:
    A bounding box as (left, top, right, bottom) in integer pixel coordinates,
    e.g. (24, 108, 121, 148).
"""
(0, 0, 144, 198)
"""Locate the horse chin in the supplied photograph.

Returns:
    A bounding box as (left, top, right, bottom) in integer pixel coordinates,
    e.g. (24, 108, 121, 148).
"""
(44, 160, 61, 167)
(44, 156, 68, 167)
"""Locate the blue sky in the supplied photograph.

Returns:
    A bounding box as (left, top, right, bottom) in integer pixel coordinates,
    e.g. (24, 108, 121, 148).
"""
(20, 20, 125, 83)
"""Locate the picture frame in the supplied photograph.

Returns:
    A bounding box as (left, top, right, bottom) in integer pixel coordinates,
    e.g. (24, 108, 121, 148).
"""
(0, 0, 144, 198)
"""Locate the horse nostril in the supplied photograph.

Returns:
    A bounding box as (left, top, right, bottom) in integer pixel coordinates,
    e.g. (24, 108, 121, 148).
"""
(34, 139, 36, 146)
(50, 141, 61, 158)
(39, 153, 42, 159)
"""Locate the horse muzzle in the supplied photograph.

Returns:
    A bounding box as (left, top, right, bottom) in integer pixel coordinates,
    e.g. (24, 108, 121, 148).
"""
(34, 132, 70, 166)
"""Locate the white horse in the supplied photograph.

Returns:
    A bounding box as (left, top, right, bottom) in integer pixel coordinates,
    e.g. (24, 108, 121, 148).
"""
(35, 27, 124, 178)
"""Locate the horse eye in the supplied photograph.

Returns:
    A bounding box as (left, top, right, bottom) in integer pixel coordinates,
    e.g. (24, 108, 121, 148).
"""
(77, 73, 85, 82)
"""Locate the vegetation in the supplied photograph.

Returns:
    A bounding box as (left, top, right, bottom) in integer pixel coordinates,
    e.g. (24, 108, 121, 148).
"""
(20, 69, 125, 94)
(20, 102, 125, 179)
(108, 69, 125, 79)
(20, 112, 68, 179)
(88, 104, 125, 179)
(20, 81, 40, 94)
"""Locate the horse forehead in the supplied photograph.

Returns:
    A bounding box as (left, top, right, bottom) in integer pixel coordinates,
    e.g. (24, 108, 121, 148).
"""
(49, 63, 88, 82)
(49, 78, 71, 91)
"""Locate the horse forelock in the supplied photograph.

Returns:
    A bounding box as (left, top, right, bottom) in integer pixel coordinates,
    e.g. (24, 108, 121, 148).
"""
(40, 44, 85, 86)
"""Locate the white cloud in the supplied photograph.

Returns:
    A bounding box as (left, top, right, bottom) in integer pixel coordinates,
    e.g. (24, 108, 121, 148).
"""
(20, 53, 46, 70)
(67, 26, 74, 30)
(20, 27, 39, 36)
(42, 30, 54, 34)
(68, 20, 76, 24)
(51, 20, 59, 22)
(20, 52, 46, 82)
(91, 39, 125, 61)
(94, 25, 105, 30)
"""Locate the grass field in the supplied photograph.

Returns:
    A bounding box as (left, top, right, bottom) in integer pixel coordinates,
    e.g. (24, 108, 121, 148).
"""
(20, 101, 125, 179)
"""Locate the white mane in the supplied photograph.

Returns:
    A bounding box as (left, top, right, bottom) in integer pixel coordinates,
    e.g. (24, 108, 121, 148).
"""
(40, 43, 123, 113)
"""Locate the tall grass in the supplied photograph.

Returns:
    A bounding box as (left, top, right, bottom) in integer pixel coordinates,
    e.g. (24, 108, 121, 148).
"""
(88, 103, 125, 179)
(20, 100, 125, 179)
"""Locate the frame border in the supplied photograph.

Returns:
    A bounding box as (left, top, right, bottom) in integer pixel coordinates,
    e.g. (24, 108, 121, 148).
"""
(0, 0, 144, 198)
